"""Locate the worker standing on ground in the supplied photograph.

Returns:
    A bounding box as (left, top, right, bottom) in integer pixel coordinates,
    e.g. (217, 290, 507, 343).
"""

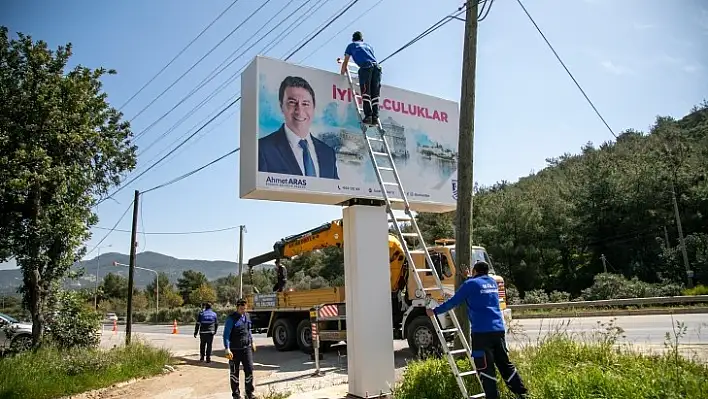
(340, 31, 381, 126)
(426, 261, 529, 399)
(194, 302, 218, 363)
(273, 259, 287, 292)
(224, 298, 257, 399)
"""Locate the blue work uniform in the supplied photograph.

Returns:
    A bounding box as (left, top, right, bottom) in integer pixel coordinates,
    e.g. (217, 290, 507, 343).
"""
(223, 312, 254, 399)
(433, 274, 528, 399)
(194, 308, 218, 362)
(345, 41, 382, 120)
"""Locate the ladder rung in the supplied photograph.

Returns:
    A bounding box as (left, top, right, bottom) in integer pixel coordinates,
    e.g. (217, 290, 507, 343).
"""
(449, 348, 467, 355)
(470, 393, 486, 399)
(441, 328, 458, 334)
(372, 151, 388, 156)
(400, 232, 419, 237)
(388, 198, 405, 203)
(383, 182, 399, 186)
(391, 216, 412, 222)
(378, 166, 394, 171)
(458, 370, 478, 378)
(367, 137, 384, 142)
(416, 268, 433, 273)
(424, 287, 441, 292)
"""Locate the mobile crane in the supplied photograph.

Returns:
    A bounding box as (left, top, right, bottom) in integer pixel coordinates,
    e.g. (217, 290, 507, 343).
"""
(243, 219, 511, 357)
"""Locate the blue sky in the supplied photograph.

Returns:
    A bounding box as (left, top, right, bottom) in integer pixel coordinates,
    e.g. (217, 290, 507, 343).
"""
(1, 0, 707, 269)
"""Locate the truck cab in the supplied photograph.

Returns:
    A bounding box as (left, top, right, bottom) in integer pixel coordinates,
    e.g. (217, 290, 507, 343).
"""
(400, 239, 511, 356)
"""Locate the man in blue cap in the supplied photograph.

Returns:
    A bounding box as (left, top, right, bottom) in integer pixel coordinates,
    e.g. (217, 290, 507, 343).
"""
(426, 261, 529, 399)
(194, 302, 218, 363)
(223, 298, 256, 399)
(340, 31, 381, 126)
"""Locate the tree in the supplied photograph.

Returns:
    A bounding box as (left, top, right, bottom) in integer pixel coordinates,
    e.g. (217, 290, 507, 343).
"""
(176, 270, 208, 303)
(146, 271, 171, 306)
(163, 289, 184, 308)
(0, 28, 136, 346)
(100, 272, 128, 300)
(188, 283, 217, 305)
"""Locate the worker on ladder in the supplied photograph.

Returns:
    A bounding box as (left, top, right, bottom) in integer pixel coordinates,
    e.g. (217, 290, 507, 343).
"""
(340, 31, 381, 126)
(426, 261, 529, 399)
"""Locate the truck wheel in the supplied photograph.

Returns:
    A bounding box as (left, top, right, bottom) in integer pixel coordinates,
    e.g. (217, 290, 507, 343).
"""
(406, 316, 442, 359)
(271, 318, 297, 351)
(296, 319, 313, 353)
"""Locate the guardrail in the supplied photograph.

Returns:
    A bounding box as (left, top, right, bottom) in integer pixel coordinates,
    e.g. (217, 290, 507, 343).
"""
(508, 295, 708, 311)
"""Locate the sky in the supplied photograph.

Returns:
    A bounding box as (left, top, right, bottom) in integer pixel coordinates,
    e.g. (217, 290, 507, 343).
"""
(1, 0, 707, 270)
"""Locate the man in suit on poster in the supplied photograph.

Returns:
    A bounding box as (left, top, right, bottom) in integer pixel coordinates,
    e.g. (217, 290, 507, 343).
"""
(258, 76, 339, 179)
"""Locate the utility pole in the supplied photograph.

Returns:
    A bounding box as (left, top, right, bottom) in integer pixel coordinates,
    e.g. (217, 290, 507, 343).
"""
(663, 226, 670, 247)
(670, 180, 693, 288)
(238, 225, 246, 299)
(454, 0, 479, 347)
(125, 190, 140, 345)
(600, 254, 607, 273)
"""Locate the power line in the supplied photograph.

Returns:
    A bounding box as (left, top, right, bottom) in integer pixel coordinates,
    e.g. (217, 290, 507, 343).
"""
(93, 225, 241, 235)
(97, 0, 364, 205)
(138, 2, 477, 194)
(120, 0, 325, 189)
(133, 0, 308, 147)
(296, 0, 387, 64)
(143, 147, 240, 193)
(515, 0, 617, 138)
(129, 0, 275, 133)
(117, 0, 241, 111)
(85, 200, 135, 257)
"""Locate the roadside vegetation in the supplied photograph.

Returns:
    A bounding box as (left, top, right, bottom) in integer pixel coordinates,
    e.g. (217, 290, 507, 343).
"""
(394, 319, 708, 399)
(0, 341, 171, 399)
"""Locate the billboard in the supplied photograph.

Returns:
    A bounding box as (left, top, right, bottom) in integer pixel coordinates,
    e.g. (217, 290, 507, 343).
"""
(239, 55, 460, 213)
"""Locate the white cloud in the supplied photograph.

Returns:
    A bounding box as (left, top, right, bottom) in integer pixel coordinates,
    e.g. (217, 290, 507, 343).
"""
(632, 22, 655, 30)
(600, 60, 633, 75)
(682, 64, 703, 73)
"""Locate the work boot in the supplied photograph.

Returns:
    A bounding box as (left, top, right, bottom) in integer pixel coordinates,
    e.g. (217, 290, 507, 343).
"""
(363, 116, 373, 125)
(371, 116, 379, 126)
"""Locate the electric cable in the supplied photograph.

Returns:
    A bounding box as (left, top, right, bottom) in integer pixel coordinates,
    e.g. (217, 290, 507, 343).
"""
(515, 0, 617, 138)
(296, 0, 387, 64)
(129, 0, 275, 135)
(134, 0, 305, 148)
(85, 200, 135, 257)
(125, 0, 325, 184)
(117, 0, 241, 111)
(136, 2, 481, 194)
(96, 0, 364, 205)
(93, 225, 241, 235)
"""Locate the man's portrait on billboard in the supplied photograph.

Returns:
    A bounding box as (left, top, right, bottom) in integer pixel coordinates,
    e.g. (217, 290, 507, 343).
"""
(258, 76, 339, 180)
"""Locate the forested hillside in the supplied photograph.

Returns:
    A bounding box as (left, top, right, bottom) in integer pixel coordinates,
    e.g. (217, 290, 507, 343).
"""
(435, 103, 707, 296)
(282, 103, 708, 299)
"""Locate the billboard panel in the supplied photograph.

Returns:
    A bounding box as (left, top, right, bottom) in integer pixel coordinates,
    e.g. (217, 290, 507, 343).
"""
(240, 56, 459, 213)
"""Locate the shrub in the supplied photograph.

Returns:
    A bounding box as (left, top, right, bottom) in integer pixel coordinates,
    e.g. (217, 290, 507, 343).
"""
(549, 290, 571, 303)
(683, 284, 708, 296)
(504, 285, 520, 305)
(581, 273, 683, 301)
(0, 341, 172, 399)
(47, 290, 101, 349)
(394, 335, 708, 399)
(521, 289, 549, 304)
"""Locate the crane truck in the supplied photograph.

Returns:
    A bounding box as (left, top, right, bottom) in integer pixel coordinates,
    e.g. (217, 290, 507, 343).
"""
(243, 219, 511, 356)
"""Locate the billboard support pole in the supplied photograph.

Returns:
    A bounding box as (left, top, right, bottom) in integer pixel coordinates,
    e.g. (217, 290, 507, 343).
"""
(343, 203, 395, 398)
(453, 0, 479, 348)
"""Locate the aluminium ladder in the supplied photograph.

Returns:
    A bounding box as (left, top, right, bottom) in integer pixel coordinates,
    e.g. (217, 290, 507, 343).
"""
(337, 58, 486, 399)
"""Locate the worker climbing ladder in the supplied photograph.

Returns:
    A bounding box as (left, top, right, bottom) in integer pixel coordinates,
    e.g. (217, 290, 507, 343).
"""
(337, 58, 486, 399)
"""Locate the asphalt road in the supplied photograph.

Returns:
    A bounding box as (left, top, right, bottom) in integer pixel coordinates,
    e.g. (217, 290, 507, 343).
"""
(102, 313, 708, 356)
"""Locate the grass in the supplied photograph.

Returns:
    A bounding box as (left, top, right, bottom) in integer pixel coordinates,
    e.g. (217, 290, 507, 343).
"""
(394, 318, 708, 399)
(513, 303, 708, 318)
(0, 340, 172, 399)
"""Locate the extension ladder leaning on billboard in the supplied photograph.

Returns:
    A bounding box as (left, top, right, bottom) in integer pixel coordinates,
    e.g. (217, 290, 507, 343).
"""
(336, 58, 487, 399)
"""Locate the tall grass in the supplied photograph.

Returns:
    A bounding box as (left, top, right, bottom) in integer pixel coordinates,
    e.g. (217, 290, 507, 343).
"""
(395, 318, 708, 399)
(0, 341, 172, 399)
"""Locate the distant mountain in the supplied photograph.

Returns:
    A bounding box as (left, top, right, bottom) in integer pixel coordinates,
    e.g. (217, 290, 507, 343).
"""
(0, 251, 275, 293)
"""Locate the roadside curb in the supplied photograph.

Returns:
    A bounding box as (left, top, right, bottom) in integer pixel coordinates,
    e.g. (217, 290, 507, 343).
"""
(514, 306, 708, 319)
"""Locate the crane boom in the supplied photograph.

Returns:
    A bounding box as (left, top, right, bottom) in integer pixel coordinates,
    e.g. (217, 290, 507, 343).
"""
(247, 219, 408, 291)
